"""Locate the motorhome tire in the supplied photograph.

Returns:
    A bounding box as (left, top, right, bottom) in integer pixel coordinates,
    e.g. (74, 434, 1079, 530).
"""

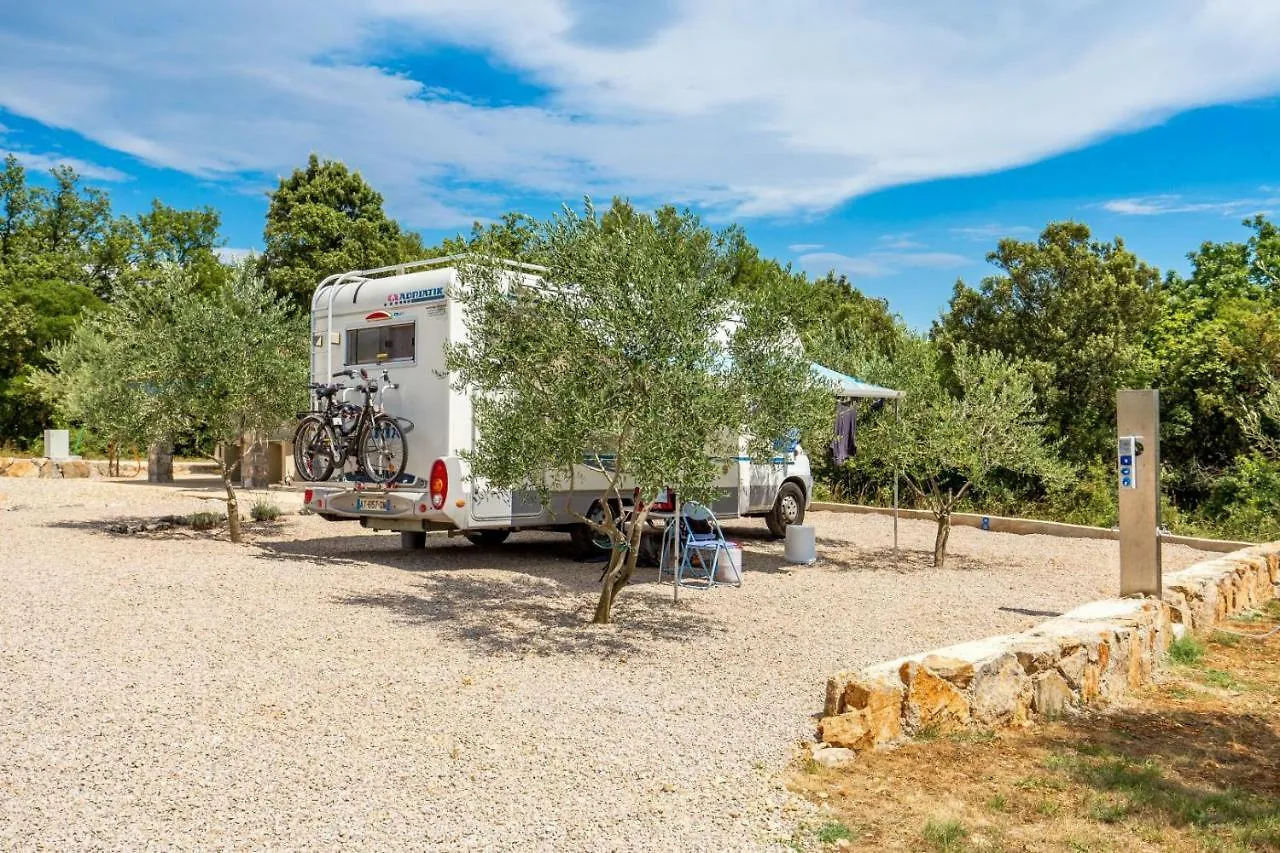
(464, 530, 511, 547)
(293, 415, 335, 481)
(766, 481, 806, 538)
(400, 531, 427, 550)
(569, 500, 622, 560)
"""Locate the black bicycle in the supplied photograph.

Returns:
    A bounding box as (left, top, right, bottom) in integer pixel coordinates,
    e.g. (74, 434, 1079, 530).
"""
(293, 368, 409, 486)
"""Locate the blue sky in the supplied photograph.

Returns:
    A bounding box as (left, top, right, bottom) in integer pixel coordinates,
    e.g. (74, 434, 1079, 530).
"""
(2, 1, 1279, 328)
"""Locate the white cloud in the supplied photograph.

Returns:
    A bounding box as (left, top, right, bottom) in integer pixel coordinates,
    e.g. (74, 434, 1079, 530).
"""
(877, 233, 925, 250)
(216, 247, 257, 264)
(950, 224, 1035, 241)
(1102, 192, 1280, 216)
(1, 149, 128, 182)
(788, 242, 825, 252)
(800, 249, 971, 278)
(1, 1, 1279, 227)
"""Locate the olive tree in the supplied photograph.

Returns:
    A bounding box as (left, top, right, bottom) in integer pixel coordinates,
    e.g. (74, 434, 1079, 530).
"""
(446, 201, 826, 623)
(40, 264, 307, 541)
(850, 338, 1067, 567)
(34, 319, 155, 475)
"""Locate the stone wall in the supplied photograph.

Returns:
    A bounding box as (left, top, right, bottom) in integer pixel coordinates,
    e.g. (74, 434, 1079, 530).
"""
(0, 457, 103, 479)
(818, 544, 1280, 752)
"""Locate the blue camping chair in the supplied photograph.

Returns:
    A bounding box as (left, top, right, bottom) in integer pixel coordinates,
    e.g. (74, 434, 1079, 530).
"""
(658, 502, 738, 589)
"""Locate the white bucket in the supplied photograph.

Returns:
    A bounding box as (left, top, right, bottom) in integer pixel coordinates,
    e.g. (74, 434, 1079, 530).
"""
(715, 543, 743, 584)
(784, 525, 817, 564)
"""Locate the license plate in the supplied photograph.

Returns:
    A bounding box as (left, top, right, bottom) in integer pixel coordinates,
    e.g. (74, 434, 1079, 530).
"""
(356, 497, 388, 512)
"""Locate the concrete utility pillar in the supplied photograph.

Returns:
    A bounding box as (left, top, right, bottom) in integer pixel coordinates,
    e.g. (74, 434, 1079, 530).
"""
(147, 441, 174, 483)
(240, 433, 270, 489)
(1117, 389, 1161, 597)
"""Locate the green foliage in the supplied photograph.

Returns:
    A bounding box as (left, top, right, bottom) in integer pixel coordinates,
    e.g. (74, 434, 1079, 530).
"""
(815, 820, 855, 844)
(39, 264, 307, 541)
(260, 154, 425, 310)
(846, 336, 1067, 566)
(935, 222, 1163, 467)
(1167, 634, 1205, 666)
(0, 155, 238, 446)
(250, 500, 282, 522)
(446, 200, 827, 621)
(921, 818, 968, 851)
(186, 511, 225, 531)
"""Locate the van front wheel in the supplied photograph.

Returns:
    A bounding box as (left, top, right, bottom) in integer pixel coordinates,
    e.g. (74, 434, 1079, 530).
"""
(766, 482, 806, 538)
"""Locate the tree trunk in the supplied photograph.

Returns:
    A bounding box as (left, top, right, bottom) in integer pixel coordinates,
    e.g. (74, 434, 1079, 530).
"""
(933, 512, 951, 568)
(592, 504, 650, 625)
(220, 459, 242, 544)
(593, 548, 625, 624)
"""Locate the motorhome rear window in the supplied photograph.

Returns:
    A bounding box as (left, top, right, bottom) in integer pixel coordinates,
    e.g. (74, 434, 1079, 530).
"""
(345, 322, 416, 365)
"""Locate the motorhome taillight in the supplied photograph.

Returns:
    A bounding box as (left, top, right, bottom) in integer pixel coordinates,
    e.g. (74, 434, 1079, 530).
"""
(429, 460, 448, 510)
(304, 488, 314, 505)
(651, 487, 675, 513)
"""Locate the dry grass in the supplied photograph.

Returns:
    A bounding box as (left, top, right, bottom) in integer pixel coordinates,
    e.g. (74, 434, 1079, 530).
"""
(790, 600, 1280, 852)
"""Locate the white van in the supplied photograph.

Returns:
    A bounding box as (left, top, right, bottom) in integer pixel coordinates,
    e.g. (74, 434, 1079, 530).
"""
(301, 257, 812, 552)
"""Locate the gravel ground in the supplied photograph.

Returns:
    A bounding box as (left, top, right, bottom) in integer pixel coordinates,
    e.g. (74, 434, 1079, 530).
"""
(0, 477, 1223, 851)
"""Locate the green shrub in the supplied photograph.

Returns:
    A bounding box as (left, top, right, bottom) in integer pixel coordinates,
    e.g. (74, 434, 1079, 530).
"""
(816, 821, 855, 844)
(250, 500, 282, 522)
(1194, 454, 1280, 541)
(187, 511, 225, 531)
(1167, 634, 1205, 666)
(922, 818, 967, 851)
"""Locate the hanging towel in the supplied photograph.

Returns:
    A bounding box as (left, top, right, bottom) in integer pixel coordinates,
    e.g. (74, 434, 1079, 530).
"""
(829, 403, 857, 465)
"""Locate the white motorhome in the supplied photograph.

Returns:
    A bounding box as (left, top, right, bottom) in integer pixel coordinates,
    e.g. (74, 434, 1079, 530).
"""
(301, 257, 812, 553)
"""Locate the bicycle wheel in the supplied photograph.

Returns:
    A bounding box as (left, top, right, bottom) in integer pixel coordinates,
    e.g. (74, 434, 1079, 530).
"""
(357, 414, 408, 486)
(293, 415, 336, 481)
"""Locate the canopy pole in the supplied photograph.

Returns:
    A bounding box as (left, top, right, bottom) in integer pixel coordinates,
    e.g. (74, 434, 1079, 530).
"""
(893, 397, 900, 561)
(672, 497, 681, 605)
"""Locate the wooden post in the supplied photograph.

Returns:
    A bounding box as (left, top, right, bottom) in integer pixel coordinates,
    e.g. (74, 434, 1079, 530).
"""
(1117, 389, 1161, 597)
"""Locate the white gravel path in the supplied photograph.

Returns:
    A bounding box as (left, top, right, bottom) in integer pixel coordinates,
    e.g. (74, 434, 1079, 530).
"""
(0, 477, 1221, 851)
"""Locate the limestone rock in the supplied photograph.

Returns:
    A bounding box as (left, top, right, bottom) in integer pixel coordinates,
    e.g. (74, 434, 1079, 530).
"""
(819, 712, 874, 751)
(919, 654, 975, 688)
(1081, 662, 1102, 704)
(840, 678, 904, 746)
(1031, 670, 1074, 718)
(1056, 646, 1088, 690)
(970, 653, 1030, 726)
(1014, 639, 1061, 675)
(824, 676, 844, 717)
(812, 747, 855, 769)
(4, 459, 42, 478)
(900, 661, 970, 732)
(58, 460, 92, 479)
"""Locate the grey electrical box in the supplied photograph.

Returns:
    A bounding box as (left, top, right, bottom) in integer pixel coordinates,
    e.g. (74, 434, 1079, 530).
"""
(43, 429, 70, 460)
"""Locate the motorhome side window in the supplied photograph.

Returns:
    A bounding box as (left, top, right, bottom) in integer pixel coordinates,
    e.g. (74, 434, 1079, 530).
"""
(345, 322, 416, 365)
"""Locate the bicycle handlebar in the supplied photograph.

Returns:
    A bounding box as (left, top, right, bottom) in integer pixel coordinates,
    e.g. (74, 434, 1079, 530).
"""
(324, 368, 397, 397)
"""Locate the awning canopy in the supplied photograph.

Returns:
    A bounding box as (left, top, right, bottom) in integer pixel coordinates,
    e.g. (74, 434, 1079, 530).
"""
(809, 363, 903, 399)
